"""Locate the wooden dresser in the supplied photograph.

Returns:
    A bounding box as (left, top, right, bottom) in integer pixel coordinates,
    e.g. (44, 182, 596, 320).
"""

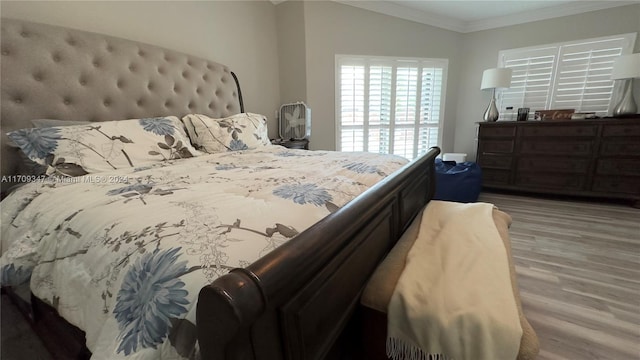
(476, 117, 640, 205)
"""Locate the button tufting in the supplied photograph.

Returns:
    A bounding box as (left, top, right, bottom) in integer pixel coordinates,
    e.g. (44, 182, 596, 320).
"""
(14, 98, 22, 104)
(93, 59, 101, 67)
(196, 87, 202, 94)
(129, 64, 137, 72)
(79, 77, 87, 86)
(34, 74, 43, 82)
(165, 100, 172, 107)
(20, 31, 29, 38)
(209, 102, 214, 109)
(2, 49, 9, 56)
(182, 71, 188, 78)
(188, 102, 194, 109)
(138, 50, 146, 57)
(67, 38, 76, 46)
(104, 99, 111, 107)
(174, 85, 180, 93)
(202, 74, 209, 81)
(117, 80, 124, 89)
(52, 54, 61, 62)
(147, 82, 154, 90)
(137, 99, 143, 106)
(157, 67, 165, 75)
(106, 44, 114, 52)
(63, 98, 71, 105)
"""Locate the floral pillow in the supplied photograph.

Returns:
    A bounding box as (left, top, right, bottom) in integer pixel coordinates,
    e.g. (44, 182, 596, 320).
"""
(7, 117, 201, 176)
(181, 113, 271, 153)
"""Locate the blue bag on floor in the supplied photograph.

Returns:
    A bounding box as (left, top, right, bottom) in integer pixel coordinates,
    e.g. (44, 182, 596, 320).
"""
(433, 159, 482, 203)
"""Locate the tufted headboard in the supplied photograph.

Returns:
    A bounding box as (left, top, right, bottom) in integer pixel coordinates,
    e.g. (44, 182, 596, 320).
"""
(0, 17, 243, 194)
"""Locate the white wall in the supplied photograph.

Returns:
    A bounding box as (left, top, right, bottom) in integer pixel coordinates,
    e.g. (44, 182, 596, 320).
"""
(276, 0, 307, 107)
(301, 1, 462, 151)
(455, 4, 640, 160)
(1, 0, 282, 138)
(3, 1, 639, 154)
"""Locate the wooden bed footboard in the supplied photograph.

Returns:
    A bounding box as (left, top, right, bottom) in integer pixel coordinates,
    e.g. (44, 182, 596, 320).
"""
(197, 147, 440, 360)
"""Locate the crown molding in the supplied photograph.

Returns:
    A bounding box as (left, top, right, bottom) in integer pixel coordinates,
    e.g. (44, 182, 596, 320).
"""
(464, 1, 638, 33)
(333, 1, 637, 34)
(334, 0, 467, 33)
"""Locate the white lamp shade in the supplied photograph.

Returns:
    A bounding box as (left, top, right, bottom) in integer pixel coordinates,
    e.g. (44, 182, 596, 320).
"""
(611, 53, 640, 79)
(480, 68, 512, 90)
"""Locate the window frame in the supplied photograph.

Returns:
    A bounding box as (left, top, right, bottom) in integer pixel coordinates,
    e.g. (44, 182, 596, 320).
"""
(334, 54, 448, 160)
(496, 32, 637, 119)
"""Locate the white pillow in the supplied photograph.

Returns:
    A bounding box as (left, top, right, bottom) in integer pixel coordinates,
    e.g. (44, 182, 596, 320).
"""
(181, 113, 271, 153)
(7, 116, 201, 176)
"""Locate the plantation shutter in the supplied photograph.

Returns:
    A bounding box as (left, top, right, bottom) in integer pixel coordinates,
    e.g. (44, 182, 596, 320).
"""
(336, 56, 447, 160)
(497, 33, 636, 120)
(339, 61, 365, 152)
(499, 47, 557, 120)
(551, 39, 626, 114)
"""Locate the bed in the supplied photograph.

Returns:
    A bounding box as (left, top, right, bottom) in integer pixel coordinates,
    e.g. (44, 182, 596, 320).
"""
(0, 18, 439, 360)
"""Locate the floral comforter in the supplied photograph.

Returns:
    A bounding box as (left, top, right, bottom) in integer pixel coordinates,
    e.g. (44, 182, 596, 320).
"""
(0, 146, 407, 359)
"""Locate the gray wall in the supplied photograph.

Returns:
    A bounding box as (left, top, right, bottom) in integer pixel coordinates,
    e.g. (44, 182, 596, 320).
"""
(276, 0, 307, 109)
(0, 0, 282, 138)
(456, 4, 640, 160)
(279, 1, 639, 155)
(301, 1, 462, 151)
(2, 1, 639, 156)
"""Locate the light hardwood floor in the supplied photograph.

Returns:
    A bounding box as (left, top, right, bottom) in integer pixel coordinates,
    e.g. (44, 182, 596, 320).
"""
(479, 192, 640, 360)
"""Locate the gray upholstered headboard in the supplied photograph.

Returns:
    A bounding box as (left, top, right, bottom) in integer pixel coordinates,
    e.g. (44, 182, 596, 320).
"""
(0, 17, 243, 193)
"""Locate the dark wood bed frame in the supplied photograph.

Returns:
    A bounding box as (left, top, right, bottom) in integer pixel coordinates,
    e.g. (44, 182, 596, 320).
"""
(0, 17, 440, 359)
(197, 147, 438, 359)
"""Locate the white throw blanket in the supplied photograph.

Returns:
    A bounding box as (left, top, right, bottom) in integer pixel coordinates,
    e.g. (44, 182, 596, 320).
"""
(386, 201, 522, 360)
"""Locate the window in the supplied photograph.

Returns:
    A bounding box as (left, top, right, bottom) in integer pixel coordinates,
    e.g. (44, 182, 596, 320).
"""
(336, 55, 447, 160)
(497, 33, 637, 120)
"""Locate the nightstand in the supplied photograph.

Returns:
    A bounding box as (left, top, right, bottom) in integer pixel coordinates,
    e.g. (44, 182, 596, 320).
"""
(271, 139, 309, 150)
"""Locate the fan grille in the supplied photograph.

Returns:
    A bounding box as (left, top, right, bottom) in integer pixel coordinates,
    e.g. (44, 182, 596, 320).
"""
(279, 102, 311, 140)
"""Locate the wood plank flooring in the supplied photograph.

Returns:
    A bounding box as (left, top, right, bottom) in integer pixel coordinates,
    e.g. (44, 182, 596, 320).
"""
(479, 192, 640, 360)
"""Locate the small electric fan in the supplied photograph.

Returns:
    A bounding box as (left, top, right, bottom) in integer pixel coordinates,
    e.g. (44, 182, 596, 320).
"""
(279, 102, 311, 140)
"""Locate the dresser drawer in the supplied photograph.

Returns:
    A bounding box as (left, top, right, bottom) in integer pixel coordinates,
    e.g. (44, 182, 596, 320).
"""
(478, 125, 516, 137)
(596, 159, 640, 176)
(479, 140, 514, 154)
(522, 125, 597, 137)
(520, 140, 593, 156)
(518, 157, 590, 173)
(515, 173, 586, 190)
(482, 169, 510, 185)
(599, 141, 640, 156)
(592, 177, 640, 195)
(478, 155, 512, 169)
(602, 124, 640, 137)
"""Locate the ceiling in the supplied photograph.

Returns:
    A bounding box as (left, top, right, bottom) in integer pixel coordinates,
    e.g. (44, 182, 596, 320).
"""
(332, 1, 637, 33)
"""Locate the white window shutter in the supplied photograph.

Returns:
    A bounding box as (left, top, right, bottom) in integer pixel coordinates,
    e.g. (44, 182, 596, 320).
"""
(497, 33, 636, 120)
(336, 56, 447, 160)
(551, 37, 629, 115)
(499, 47, 557, 120)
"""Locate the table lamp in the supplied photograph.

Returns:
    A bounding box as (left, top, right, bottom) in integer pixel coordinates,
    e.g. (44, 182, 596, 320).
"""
(481, 68, 512, 122)
(611, 53, 640, 116)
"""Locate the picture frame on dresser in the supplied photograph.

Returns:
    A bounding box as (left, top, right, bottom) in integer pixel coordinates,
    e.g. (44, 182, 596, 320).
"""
(476, 116, 640, 207)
